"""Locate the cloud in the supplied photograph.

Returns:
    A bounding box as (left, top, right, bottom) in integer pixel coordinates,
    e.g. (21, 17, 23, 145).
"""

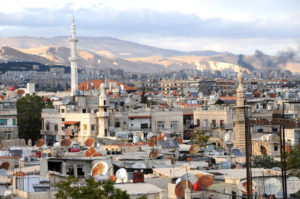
(0, 4, 299, 54)
(0, 5, 299, 39)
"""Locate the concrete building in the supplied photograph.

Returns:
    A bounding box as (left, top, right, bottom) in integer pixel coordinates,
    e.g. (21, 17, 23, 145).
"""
(0, 100, 18, 140)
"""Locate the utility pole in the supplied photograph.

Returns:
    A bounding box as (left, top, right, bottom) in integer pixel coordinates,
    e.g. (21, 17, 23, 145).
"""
(245, 116, 253, 199)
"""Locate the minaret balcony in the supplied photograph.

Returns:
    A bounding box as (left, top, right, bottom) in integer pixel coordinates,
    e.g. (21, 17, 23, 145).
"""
(97, 111, 109, 117)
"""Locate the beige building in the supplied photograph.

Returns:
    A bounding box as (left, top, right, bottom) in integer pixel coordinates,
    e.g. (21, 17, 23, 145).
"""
(193, 105, 233, 131)
(41, 85, 114, 145)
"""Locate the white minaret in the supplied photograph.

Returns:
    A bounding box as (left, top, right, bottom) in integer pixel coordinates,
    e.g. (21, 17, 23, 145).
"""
(69, 16, 79, 96)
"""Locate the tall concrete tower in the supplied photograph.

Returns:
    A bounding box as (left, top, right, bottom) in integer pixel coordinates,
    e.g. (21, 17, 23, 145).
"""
(69, 16, 79, 96)
(233, 71, 246, 152)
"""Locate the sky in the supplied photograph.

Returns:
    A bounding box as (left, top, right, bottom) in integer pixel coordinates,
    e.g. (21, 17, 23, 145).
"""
(0, 0, 299, 55)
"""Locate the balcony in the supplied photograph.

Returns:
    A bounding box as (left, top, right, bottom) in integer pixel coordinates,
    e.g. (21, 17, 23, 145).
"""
(40, 130, 57, 136)
(64, 129, 79, 137)
(97, 111, 109, 117)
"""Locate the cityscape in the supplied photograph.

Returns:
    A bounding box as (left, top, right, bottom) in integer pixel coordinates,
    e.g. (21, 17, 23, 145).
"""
(0, 0, 300, 199)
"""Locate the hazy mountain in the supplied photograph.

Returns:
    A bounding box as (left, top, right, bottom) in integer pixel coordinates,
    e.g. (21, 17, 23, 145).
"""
(0, 36, 299, 73)
(0, 45, 167, 73)
(0, 36, 220, 58)
(0, 46, 53, 64)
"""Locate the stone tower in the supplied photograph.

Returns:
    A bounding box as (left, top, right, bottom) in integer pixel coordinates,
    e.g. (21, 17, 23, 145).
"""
(69, 16, 79, 96)
(233, 71, 246, 152)
(96, 84, 109, 138)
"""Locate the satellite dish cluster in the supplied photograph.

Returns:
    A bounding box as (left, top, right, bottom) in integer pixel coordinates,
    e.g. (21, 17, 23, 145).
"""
(175, 172, 214, 198)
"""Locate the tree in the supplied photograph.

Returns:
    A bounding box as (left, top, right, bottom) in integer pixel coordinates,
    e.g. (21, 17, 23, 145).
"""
(287, 143, 300, 177)
(192, 131, 209, 148)
(55, 177, 130, 199)
(140, 88, 147, 104)
(252, 155, 280, 168)
(17, 95, 53, 143)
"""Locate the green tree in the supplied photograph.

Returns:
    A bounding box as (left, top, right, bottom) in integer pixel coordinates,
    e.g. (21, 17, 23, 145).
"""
(17, 95, 53, 143)
(252, 155, 280, 168)
(287, 143, 300, 177)
(192, 131, 209, 148)
(55, 177, 130, 199)
(140, 88, 147, 104)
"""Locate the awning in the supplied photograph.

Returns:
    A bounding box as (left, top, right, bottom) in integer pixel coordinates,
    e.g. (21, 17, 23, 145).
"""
(62, 121, 80, 125)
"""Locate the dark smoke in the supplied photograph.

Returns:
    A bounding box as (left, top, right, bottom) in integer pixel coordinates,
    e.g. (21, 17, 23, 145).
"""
(254, 49, 295, 69)
(237, 54, 255, 71)
(238, 49, 297, 71)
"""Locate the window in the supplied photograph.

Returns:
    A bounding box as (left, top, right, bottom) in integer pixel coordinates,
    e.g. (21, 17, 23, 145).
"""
(220, 120, 224, 128)
(104, 100, 106, 105)
(115, 121, 120, 127)
(46, 123, 50, 130)
(4, 131, 12, 139)
(84, 124, 87, 131)
(13, 119, 17, 126)
(61, 109, 65, 113)
(196, 119, 200, 126)
(212, 120, 216, 128)
(141, 123, 148, 129)
(171, 121, 178, 129)
(82, 109, 86, 113)
(274, 145, 278, 151)
(232, 191, 237, 199)
(105, 129, 108, 136)
(61, 118, 65, 122)
(91, 125, 95, 131)
(157, 121, 165, 129)
(77, 165, 85, 177)
(204, 120, 208, 128)
(0, 119, 7, 126)
(55, 124, 58, 131)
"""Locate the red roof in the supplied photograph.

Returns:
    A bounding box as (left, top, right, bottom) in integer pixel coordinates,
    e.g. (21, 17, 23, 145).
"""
(74, 79, 137, 92)
(220, 96, 236, 100)
(62, 121, 80, 125)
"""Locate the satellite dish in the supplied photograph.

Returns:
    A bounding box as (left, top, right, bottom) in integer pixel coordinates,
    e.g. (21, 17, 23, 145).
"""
(116, 168, 127, 180)
(0, 162, 10, 170)
(175, 180, 192, 198)
(238, 179, 257, 194)
(197, 174, 214, 188)
(176, 178, 182, 184)
(148, 136, 157, 147)
(181, 173, 198, 185)
(189, 144, 200, 155)
(132, 162, 146, 169)
(149, 149, 159, 159)
(93, 153, 103, 157)
(35, 138, 45, 147)
(264, 178, 281, 195)
(92, 161, 108, 176)
(287, 177, 300, 194)
(146, 132, 154, 140)
(61, 139, 72, 147)
(85, 138, 94, 147)
(86, 147, 97, 157)
(53, 142, 60, 148)
(110, 175, 116, 182)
